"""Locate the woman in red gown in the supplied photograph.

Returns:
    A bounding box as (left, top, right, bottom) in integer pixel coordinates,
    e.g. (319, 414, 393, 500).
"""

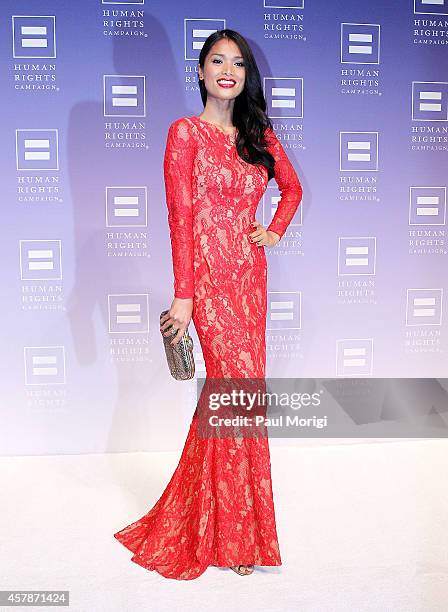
(114, 29, 303, 580)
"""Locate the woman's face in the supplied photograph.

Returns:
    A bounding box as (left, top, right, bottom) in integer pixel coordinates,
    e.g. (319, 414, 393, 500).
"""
(198, 38, 246, 101)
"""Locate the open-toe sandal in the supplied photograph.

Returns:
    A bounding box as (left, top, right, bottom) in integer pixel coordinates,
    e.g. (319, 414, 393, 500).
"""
(230, 564, 254, 576)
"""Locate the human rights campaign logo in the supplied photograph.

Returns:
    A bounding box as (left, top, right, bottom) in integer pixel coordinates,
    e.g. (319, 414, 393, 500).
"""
(184, 18, 226, 61)
(264, 0, 304, 9)
(264, 77, 303, 120)
(414, 0, 448, 15)
(338, 237, 376, 276)
(24, 346, 66, 385)
(19, 239, 62, 281)
(340, 132, 378, 172)
(412, 82, 448, 121)
(103, 75, 146, 117)
(336, 339, 373, 376)
(409, 187, 446, 226)
(108, 294, 149, 333)
(106, 187, 148, 227)
(16, 129, 59, 171)
(102, 0, 144, 4)
(267, 291, 301, 331)
(406, 289, 443, 326)
(341, 23, 380, 65)
(12, 16, 56, 59)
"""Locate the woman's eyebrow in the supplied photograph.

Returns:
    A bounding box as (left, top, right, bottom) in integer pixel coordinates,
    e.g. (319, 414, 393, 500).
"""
(211, 53, 244, 60)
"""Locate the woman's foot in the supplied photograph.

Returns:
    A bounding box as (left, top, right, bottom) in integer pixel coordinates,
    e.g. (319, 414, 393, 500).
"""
(230, 564, 254, 576)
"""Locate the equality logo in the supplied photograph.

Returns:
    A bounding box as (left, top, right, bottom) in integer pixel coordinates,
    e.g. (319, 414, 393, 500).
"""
(267, 291, 301, 331)
(103, 75, 146, 117)
(108, 294, 149, 333)
(336, 339, 373, 376)
(106, 186, 148, 227)
(184, 18, 226, 61)
(409, 187, 446, 226)
(19, 239, 62, 281)
(24, 346, 66, 385)
(16, 129, 59, 171)
(414, 0, 448, 15)
(340, 132, 378, 172)
(412, 82, 448, 121)
(12, 15, 56, 58)
(264, 77, 303, 120)
(338, 237, 376, 276)
(406, 289, 443, 326)
(341, 23, 380, 65)
(264, 0, 304, 8)
(102, 0, 144, 3)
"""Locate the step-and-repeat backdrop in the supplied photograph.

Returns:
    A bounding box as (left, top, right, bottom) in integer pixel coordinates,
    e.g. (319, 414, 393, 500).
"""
(1, 1, 447, 454)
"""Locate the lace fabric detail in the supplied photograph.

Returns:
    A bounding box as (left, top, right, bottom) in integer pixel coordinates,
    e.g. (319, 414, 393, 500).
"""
(163, 117, 303, 298)
(263, 126, 303, 239)
(163, 119, 197, 299)
(114, 116, 303, 580)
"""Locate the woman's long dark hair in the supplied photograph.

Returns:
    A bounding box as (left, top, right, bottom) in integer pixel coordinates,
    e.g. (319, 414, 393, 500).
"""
(198, 29, 276, 181)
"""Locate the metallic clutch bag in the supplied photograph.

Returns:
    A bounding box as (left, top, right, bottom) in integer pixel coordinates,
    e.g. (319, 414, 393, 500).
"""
(160, 310, 195, 380)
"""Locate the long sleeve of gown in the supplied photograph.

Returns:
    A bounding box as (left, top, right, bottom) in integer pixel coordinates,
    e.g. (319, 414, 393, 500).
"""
(163, 118, 196, 299)
(264, 127, 303, 240)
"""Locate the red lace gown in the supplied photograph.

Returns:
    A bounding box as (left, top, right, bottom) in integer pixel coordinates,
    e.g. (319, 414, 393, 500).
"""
(114, 115, 303, 580)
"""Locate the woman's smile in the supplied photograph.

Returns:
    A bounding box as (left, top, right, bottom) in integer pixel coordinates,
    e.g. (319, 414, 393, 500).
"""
(217, 78, 237, 88)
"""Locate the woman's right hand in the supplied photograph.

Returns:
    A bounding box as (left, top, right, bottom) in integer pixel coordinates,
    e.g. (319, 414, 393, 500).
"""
(160, 297, 193, 346)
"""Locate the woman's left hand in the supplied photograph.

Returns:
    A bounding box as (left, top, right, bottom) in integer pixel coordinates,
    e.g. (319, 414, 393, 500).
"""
(249, 221, 280, 248)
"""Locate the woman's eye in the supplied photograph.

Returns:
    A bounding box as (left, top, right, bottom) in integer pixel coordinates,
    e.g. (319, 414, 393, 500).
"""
(211, 59, 245, 68)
